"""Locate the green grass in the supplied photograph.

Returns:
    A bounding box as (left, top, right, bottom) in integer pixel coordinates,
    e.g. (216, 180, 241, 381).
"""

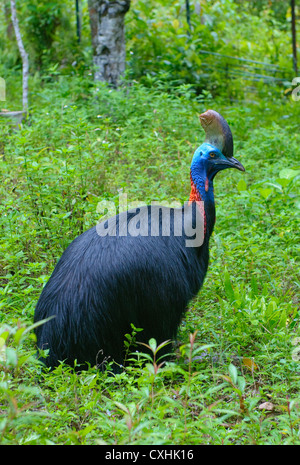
(0, 75, 299, 445)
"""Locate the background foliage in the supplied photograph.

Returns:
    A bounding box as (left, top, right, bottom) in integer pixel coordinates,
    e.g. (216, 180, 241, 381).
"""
(0, 0, 299, 446)
(0, 0, 297, 100)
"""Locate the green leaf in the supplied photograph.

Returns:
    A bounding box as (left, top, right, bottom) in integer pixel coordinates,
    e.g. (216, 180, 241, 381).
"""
(265, 300, 277, 318)
(0, 337, 6, 350)
(278, 309, 287, 329)
(279, 168, 300, 179)
(155, 339, 171, 355)
(258, 187, 273, 199)
(79, 425, 95, 437)
(224, 270, 235, 303)
(251, 275, 258, 296)
(148, 338, 157, 353)
(0, 331, 9, 343)
(237, 179, 247, 192)
(237, 376, 246, 393)
(228, 363, 238, 385)
(275, 177, 290, 188)
(14, 327, 26, 345)
(5, 348, 18, 367)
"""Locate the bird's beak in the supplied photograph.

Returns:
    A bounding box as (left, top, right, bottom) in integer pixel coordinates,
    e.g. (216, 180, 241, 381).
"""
(226, 156, 245, 172)
(210, 156, 245, 172)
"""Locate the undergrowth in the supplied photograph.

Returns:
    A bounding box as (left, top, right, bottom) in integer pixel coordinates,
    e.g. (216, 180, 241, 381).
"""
(0, 75, 299, 444)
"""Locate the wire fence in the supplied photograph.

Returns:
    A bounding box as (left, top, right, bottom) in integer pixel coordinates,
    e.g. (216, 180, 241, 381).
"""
(197, 49, 293, 98)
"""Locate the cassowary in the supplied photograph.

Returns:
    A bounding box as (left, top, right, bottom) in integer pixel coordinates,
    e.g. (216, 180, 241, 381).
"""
(34, 110, 245, 371)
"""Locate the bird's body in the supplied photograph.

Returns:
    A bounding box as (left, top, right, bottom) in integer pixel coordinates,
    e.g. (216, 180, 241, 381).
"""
(34, 110, 245, 371)
(34, 207, 208, 369)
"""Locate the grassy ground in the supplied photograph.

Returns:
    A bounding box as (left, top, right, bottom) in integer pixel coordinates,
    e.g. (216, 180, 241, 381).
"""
(0, 76, 299, 444)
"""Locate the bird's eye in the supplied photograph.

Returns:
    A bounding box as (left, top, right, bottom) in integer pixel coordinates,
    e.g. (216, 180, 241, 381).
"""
(210, 152, 216, 158)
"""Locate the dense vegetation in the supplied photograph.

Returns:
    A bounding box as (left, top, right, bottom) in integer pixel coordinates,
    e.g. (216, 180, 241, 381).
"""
(0, 0, 299, 445)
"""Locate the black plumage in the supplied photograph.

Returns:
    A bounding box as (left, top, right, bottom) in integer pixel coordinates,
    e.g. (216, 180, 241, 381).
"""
(34, 110, 245, 371)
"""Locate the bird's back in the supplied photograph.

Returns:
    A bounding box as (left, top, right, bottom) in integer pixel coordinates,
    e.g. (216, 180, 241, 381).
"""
(34, 204, 209, 370)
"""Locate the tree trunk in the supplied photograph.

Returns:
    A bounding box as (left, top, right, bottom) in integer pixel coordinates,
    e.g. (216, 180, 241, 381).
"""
(4, 1, 14, 40)
(185, 0, 191, 32)
(88, 0, 131, 87)
(10, 0, 29, 112)
(76, 0, 81, 44)
(291, 0, 298, 75)
(0, 78, 5, 102)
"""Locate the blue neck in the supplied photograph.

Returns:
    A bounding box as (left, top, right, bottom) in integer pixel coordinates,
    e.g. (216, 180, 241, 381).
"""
(190, 148, 216, 237)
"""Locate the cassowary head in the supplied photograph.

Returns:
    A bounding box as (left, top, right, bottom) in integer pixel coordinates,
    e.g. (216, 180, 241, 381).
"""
(192, 109, 245, 179)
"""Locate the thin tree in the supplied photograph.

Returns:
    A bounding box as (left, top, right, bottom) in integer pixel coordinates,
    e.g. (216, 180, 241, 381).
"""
(88, 0, 131, 87)
(76, 0, 81, 44)
(10, 0, 29, 112)
(291, 0, 298, 74)
(186, 0, 191, 33)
